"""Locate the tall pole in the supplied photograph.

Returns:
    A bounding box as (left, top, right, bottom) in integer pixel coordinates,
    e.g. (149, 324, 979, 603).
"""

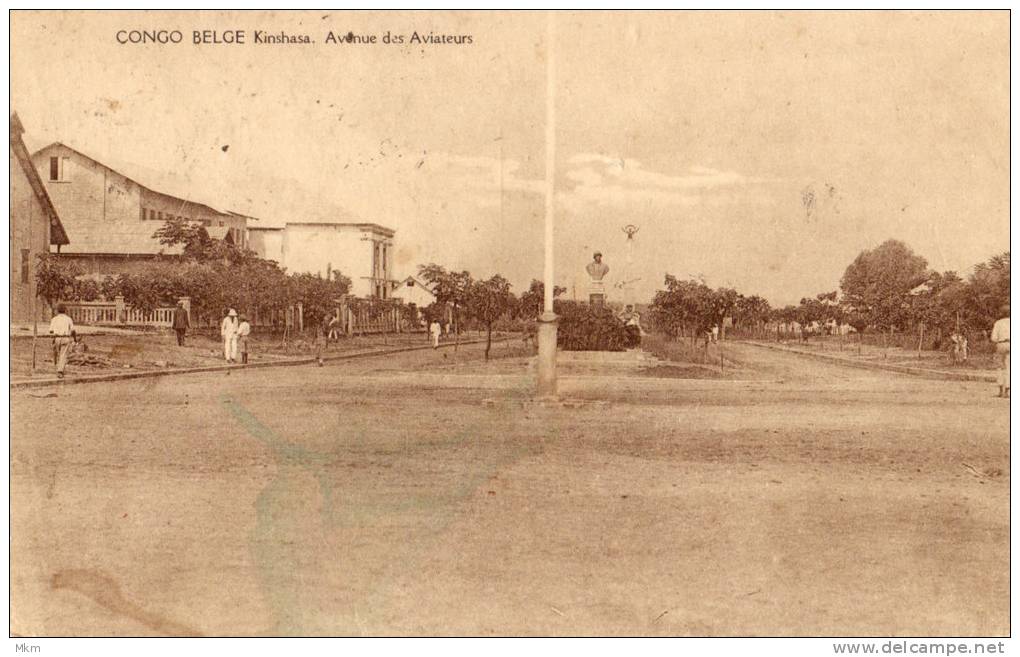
(622, 224, 639, 308)
(536, 10, 559, 398)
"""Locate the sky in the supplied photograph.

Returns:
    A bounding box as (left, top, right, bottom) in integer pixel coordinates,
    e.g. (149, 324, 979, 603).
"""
(10, 10, 1010, 305)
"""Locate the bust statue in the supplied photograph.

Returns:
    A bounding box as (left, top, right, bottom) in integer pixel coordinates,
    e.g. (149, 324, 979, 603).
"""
(586, 252, 609, 282)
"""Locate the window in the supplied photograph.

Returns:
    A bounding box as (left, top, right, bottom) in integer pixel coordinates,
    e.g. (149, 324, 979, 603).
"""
(48, 157, 70, 182)
(20, 249, 29, 283)
(140, 207, 146, 221)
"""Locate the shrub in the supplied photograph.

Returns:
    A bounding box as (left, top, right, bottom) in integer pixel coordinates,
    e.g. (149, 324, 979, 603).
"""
(555, 301, 630, 351)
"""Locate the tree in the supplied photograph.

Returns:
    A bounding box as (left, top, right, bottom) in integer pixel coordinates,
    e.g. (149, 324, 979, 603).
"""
(35, 254, 82, 312)
(649, 275, 718, 343)
(518, 279, 566, 320)
(734, 294, 772, 332)
(465, 275, 516, 360)
(290, 272, 351, 330)
(840, 240, 929, 331)
(418, 263, 473, 335)
(153, 217, 258, 265)
(965, 252, 1009, 331)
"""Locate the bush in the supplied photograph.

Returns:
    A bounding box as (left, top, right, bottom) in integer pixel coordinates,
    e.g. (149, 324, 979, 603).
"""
(554, 301, 630, 351)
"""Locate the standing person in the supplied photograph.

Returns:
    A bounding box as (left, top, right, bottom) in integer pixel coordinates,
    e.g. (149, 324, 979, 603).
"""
(711, 325, 720, 343)
(430, 318, 442, 349)
(48, 304, 74, 379)
(220, 308, 239, 363)
(237, 314, 252, 365)
(327, 313, 341, 342)
(315, 318, 328, 366)
(991, 303, 1010, 398)
(172, 300, 190, 346)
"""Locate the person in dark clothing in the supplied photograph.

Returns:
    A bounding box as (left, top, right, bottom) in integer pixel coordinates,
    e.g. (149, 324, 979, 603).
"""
(172, 300, 190, 346)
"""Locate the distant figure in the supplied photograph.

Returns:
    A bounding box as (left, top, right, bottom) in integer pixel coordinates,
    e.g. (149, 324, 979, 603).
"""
(220, 309, 239, 363)
(711, 325, 720, 343)
(237, 314, 252, 365)
(950, 332, 969, 365)
(327, 314, 341, 342)
(586, 252, 610, 308)
(619, 304, 642, 348)
(48, 304, 74, 379)
(991, 304, 1010, 398)
(312, 319, 327, 366)
(172, 300, 190, 346)
(430, 319, 442, 349)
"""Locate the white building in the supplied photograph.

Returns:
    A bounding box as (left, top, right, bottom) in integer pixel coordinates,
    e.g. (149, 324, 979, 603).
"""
(390, 276, 437, 308)
(256, 222, 396, 299)
(248, 225, 284, 265)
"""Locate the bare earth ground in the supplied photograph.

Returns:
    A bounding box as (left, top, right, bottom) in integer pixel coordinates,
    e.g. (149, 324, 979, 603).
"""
(10, 341, 1008, 636)
(9, 330, 491, 380)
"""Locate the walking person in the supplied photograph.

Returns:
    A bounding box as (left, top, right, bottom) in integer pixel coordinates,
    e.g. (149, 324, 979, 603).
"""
(220, 308, 239, 363)
(327, 314, 341, 342)
(48, 304, 74, 379)
(991, 303, 1010, 398)
(172, 300, 190, 346)
(430, 319, 442, 349)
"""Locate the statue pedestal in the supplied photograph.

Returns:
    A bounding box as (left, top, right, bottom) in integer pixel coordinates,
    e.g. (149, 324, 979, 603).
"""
(536, 311, 559, 399)
(588, 280, 606, 309)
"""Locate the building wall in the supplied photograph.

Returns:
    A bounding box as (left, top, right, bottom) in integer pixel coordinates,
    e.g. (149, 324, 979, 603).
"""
(249, 228, 284, 265)
(282, 224, 393, 298)
(56, 253, 169, 277)
(140, 189, 247, 247)
(10, 145, 52, 322)
(32, 144, 248, 254)
(391, 279, 436, 308)
(32, 144, 144, 246)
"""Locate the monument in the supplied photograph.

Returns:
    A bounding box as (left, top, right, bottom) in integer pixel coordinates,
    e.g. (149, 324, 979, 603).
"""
(585, 251, 610, 308)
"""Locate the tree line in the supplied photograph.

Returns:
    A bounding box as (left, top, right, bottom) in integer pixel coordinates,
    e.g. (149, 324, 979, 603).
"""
(650, 239, 1010, 346)
(36, 218, 354, 329)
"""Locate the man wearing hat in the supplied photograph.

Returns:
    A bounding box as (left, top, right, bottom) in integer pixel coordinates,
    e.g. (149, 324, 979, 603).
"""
(220, 308, 239, 363)
(991, 303, 1010, 398)
(585, 251, 610, 308)
(171, 299, 190, 346)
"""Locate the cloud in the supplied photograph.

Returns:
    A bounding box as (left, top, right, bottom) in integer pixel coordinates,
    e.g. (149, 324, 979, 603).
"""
(559, 155, 760, 211)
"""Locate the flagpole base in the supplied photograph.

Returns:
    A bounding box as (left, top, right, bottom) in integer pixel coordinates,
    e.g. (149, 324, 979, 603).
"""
(536, 311, 559, 399)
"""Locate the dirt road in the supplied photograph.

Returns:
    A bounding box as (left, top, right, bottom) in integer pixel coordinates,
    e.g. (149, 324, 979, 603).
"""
(10, 341, 1008, 636)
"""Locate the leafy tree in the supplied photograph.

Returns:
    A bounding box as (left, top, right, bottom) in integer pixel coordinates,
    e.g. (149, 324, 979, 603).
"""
(465, 275, 516, 360)
(289, 272, 351, 330)
(649, 275, 718, 342)
(965, 252, 1010, 330)
(35, 254, 83, 312)
(518, 279, 567, 320)
(153, 217, 259, 265)
(734, 294, 772, 331)
(418, 263, 473, 335)
(840, 239, 929, 331)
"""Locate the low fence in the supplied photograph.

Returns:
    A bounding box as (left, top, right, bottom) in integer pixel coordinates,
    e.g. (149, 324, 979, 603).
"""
(62, 296, 299, 330)
(61, 296, 422, 335)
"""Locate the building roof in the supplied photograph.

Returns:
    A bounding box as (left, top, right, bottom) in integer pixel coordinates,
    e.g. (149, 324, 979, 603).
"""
(54, 222, 184, 256)
(392, 276, 437, 296)
(284, 221, 396, 237)
(205, 225, 234, 243)
(10, 114, 69, 245)
(33, 141, 240, 217)
(249, 225, 284, 231)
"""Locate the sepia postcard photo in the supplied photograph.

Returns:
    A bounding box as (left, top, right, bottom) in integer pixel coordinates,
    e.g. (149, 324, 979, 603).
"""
(7, 8, 1011, 646)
